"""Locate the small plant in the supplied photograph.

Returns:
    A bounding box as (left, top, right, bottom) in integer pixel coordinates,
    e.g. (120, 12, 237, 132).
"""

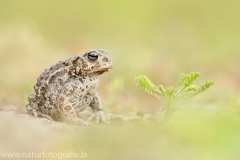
(135, 72, 214, 109)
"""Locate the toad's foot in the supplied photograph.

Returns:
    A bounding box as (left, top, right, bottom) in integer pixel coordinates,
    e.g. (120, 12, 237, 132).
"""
(26, 102, 53, 121)
(88, 110, 106, 124)
(65, 117, 92, 126)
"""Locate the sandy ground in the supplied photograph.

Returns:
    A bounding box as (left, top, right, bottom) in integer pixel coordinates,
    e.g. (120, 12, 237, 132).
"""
(0, 104, 143, 154)
(0, 104, 143, 132)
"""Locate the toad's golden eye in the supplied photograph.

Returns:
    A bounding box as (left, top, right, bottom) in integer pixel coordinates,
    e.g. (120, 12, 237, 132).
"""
(87, 51, 98, 61)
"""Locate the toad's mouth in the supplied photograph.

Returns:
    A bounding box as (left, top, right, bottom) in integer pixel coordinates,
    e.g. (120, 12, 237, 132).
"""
(97, 67, 113, 74)
(83, 65, 113, 74)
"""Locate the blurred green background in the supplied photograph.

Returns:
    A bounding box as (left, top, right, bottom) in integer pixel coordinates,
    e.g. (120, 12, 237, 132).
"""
(0, 0, 240, 110)
(0, 0, 240, 159)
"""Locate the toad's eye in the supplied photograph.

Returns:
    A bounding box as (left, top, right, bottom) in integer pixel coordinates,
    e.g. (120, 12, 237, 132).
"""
(87, 51, 98, 61)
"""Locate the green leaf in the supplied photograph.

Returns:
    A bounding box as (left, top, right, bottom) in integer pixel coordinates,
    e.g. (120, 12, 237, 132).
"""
(158, 85, 166, 96)
(185, 85, 198, 92)
(135, 75, 156, 93)
(198, 81, 214, 93)
(184, 81, 214, 97)
(179, 72, 200, 87)
(166, 87, 175, 97)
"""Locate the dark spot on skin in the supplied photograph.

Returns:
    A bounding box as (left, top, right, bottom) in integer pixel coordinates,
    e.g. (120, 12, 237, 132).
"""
(76, 69, 82, 75)
(72, 57, 80, 63)
(79, 78, 84, 84)
(82, 89, 84, 92)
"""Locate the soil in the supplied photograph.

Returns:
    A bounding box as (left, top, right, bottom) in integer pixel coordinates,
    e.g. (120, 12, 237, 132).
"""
(0, 105, 143, 132)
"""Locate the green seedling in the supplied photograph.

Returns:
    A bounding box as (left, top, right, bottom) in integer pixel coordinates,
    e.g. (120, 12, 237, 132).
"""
(135, 72, 214, 109)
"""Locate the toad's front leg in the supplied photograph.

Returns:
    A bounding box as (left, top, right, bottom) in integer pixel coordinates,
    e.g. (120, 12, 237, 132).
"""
(56, 94, 92, 126)
(88, 92, 106, 124)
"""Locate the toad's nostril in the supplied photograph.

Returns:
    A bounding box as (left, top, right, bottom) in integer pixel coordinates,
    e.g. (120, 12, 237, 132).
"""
(102, 57, 109, 62)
